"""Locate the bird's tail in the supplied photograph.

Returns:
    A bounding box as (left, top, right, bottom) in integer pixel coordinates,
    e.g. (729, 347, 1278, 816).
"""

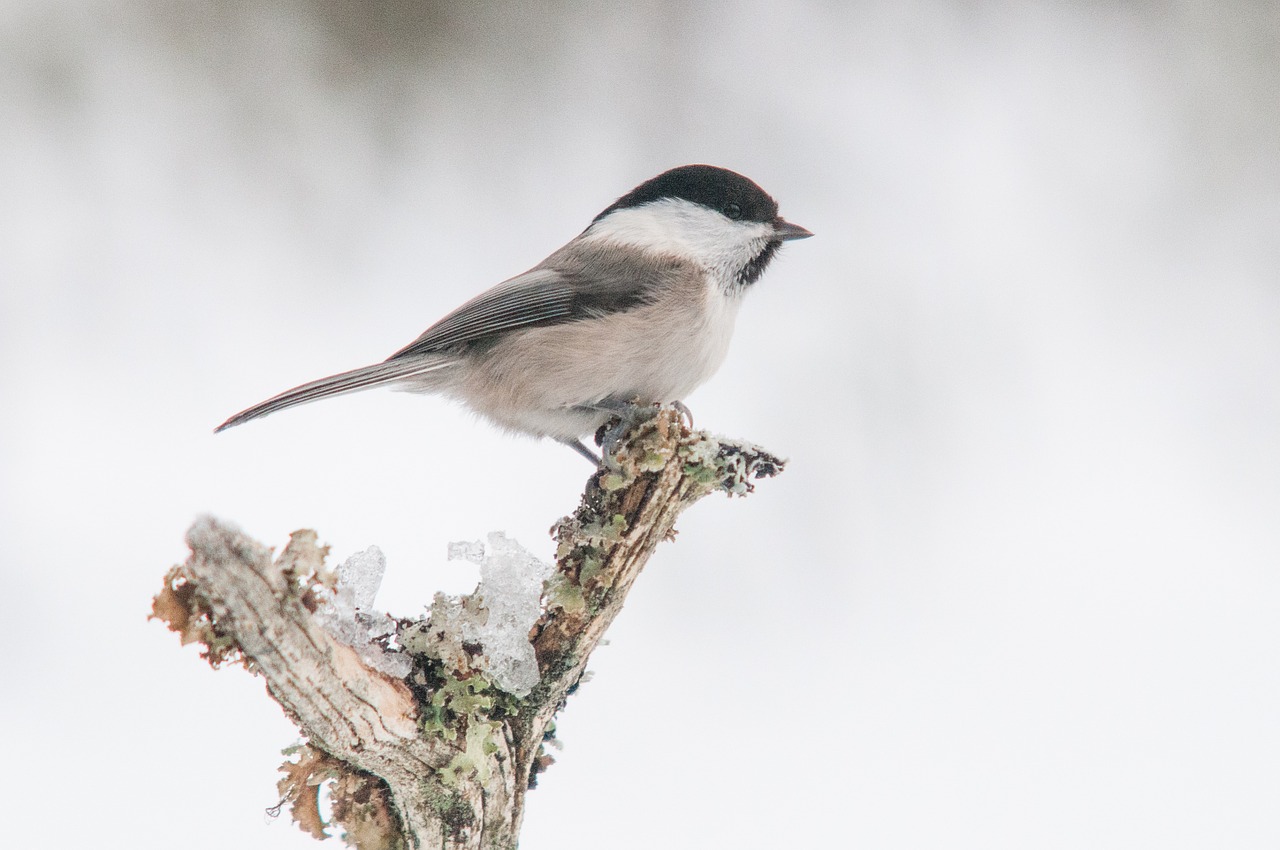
(214, 356, 454, 432)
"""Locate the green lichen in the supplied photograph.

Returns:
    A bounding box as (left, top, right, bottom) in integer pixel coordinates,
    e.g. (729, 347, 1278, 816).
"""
(572, 514, 628, 548)
(578, 552, 604, 586)
(439, 718, 503, 787)
(682, 459, 722, 487)
(419, 672, 497, 742)
(599, 471, 630, 491)
(544, 573, 586, 615)
(636, 449, 669, 472)
(412, 663, 526, 792)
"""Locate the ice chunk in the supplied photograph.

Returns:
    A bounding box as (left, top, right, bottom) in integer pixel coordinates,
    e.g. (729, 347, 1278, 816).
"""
(448, 532, 554, 697)
(336, 545, 386, 611)
(317, 546, 412, 679)
(447, 539, 486, 564)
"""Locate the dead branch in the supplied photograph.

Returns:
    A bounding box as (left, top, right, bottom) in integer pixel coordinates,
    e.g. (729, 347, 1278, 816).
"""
(153, 408, 784, 849)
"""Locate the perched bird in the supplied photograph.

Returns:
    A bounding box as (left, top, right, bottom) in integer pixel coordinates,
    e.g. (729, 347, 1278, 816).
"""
(216, 164, 812, 462)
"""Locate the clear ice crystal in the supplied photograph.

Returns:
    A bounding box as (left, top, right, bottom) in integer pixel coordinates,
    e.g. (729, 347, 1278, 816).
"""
(446, 539, 487, 564)
(316, 545, 412, 679)
(336, 545, 385, 611)
(447, 532, 555, 697)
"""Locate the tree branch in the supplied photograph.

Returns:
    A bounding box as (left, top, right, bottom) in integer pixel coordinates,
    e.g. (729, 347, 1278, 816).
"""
(153, 408, 784, 849)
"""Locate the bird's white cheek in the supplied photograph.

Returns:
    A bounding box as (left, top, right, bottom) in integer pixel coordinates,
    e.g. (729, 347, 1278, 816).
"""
(583, 199, 772, 273)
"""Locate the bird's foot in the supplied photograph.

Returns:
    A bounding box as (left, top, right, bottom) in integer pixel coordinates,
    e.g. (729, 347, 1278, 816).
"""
(562, 401, 691, 468)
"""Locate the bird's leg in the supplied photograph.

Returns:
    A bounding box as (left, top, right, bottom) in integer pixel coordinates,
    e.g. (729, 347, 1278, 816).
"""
(558, 437, 602, 466)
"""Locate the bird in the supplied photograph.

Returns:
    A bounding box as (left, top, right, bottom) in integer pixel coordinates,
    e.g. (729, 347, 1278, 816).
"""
(215, 164, 812, 463)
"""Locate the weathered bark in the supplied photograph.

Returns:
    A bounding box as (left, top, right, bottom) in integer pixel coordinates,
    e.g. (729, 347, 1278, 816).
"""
(153, 408, 784, 849)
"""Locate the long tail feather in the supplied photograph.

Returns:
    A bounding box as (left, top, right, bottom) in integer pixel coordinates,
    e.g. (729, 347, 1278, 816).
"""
(214, 357, 452, 432)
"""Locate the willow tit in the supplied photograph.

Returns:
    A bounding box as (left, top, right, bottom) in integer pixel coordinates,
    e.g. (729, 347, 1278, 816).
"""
(216, 164, 812, 462)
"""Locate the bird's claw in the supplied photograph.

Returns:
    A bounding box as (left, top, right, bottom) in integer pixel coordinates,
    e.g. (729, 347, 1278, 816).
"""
(671, 400, 694, 429)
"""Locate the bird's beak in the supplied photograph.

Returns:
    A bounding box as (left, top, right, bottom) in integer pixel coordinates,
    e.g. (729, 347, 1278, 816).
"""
(772, 218, 814, 241)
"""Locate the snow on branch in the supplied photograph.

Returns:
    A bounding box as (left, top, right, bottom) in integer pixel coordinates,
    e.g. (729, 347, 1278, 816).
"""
(152, 407, 785, 850)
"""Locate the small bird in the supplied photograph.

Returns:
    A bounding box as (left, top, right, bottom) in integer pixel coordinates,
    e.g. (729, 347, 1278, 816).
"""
(216, 164, 812, 462)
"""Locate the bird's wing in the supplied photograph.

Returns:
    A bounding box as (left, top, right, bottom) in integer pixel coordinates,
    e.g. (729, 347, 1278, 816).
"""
(215, 245, 694, 432)
(386, 243, 687, 361)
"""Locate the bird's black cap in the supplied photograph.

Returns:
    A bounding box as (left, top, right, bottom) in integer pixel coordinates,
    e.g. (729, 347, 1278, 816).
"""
(595, 164, 781, 225)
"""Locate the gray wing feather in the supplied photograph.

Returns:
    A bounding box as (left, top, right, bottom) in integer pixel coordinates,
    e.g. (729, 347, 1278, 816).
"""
(387, 243, 686, 362)
(390, 270, 575, 359)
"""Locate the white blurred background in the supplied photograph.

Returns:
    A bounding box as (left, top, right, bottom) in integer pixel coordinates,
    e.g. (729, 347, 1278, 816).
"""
(2, 1, 1278, 848)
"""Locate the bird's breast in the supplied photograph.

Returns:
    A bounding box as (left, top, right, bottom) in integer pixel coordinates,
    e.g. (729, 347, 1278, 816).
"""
(452, 274, 742, 438)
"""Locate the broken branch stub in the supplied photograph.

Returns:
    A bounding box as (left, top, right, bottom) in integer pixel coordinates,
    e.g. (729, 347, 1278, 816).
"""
(152, 407, 785, 849)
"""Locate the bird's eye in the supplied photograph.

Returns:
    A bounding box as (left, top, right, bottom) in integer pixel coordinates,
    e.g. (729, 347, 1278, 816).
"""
(723, 202, 743, 220)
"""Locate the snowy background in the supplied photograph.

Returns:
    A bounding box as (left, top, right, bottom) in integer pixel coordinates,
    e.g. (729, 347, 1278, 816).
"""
(3, 1, 1278, 848)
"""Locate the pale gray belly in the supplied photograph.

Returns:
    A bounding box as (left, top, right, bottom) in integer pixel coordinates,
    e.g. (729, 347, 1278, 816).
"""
(445, 293, 741, 439)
